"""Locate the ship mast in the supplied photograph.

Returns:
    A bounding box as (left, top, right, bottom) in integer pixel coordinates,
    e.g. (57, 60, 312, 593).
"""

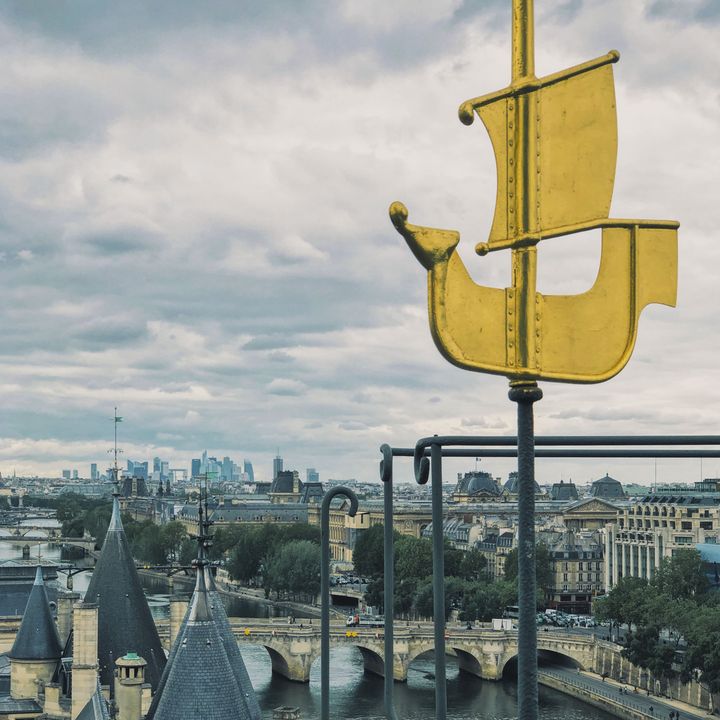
(511, 0, 539, 374)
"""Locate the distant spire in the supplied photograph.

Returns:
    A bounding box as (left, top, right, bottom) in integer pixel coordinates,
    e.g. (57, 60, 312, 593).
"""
(108, 496, 123, 532)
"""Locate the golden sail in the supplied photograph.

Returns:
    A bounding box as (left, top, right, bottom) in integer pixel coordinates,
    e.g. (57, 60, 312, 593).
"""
(390, 46, 678, 384)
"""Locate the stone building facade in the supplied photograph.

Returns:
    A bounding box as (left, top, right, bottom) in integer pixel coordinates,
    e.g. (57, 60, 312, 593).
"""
(604, 479, 720, 589)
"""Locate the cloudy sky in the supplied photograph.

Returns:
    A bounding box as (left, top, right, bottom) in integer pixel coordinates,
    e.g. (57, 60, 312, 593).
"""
(0, 0, 718, 486)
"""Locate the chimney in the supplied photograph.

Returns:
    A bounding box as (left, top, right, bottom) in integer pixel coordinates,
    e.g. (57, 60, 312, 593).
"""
(56, 591, 80, 646)
(114, 653, 147, 720)
(43, 683, 64, 716)
(71, 602, 99, 720)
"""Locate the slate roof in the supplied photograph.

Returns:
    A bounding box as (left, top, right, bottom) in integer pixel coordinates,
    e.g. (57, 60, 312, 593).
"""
(8, 566, 62, 661)
(146, 563, 261, 720)
(504, 471, 541, 494)
(550, 481, 579, 501)
(455, 471, 501, 496)
(0, 696, 41, 714)
(76, 679, 110, 720)
(590, 473, 626, 499)
(83, 497, 166, 691)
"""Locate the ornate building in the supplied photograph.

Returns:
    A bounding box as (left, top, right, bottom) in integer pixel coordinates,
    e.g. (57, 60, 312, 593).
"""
(605, 480, 720, 589)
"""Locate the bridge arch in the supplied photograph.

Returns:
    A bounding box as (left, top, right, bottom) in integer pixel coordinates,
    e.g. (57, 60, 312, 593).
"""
(405, 641, 437, 671)
(355, 644, 385, 678)
(262, 644, 295, 680)
(501, 648, 584, 679)
(450, 646, 483, 677)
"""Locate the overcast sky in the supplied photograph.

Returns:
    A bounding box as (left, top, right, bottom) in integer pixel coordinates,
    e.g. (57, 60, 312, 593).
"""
(0, 0, 718, 486)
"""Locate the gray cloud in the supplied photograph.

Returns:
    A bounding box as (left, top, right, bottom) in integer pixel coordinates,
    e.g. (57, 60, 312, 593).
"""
(0, 1, 716, 485)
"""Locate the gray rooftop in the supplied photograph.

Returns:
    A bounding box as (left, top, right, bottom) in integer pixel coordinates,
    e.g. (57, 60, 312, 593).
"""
(8, 566, 62, 661)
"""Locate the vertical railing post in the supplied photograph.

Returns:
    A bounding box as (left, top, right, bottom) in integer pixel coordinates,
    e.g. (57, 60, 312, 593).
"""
(430, 441, 447, 720)
(509, 382, 543, 720)
(379, 445, 399, 720)
(321, 487, 359, 720)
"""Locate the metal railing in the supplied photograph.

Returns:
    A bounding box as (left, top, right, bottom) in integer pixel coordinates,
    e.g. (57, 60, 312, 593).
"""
(375, 435, 720, 720)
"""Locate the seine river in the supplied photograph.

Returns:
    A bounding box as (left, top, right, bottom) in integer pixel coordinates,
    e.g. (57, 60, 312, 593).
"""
(1, 530, 615, 720)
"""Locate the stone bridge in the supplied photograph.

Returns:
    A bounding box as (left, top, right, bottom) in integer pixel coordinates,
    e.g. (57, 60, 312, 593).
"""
(0, 527, 95, 553)
(220, 620, 597, 683)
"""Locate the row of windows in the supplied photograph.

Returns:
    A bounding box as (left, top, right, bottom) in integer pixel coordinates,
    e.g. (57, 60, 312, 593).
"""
(563, 561, 601, 571)
(563, 572, 601, 582)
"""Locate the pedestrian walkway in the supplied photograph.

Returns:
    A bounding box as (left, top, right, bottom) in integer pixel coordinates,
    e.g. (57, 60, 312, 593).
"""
(540, 667, 711, 720)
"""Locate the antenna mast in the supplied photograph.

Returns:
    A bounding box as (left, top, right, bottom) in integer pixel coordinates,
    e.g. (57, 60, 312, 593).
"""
(110, 408, 123, 495)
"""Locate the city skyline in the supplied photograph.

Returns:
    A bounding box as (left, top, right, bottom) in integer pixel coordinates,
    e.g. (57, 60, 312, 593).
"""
(0, 2, 717, 485)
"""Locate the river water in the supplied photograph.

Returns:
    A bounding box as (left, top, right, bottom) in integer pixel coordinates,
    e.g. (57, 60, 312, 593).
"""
(0, 525, 615, 719)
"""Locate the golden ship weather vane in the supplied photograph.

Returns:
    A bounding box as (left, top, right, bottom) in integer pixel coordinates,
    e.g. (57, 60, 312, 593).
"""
(390, 0, 678, 385)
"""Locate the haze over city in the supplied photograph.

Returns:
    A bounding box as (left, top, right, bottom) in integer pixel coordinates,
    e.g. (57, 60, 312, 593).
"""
(0, 0, 718, 485)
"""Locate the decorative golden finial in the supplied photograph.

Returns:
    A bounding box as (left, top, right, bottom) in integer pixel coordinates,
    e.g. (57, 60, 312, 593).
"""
(390, 0, 678, 384)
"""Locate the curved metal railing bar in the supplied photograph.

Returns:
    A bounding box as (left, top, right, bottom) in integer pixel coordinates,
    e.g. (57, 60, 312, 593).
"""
(321, 487, 359, 720)
(379, 444, 400, 720)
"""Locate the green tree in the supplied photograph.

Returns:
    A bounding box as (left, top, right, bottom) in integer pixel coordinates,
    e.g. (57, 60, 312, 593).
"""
(503, 542, 553, 595)
(178, 537, 196, 566)
(414, 576, 469, 620)
(395, 536, 433, 584)
(459, 579, 517, 622)
(593, 576, 650, 631)
(62, 516, 85, 538)
(623, 624, 675, 679)
(264, 541, 320, 599)
(353, 524, 387, 578)
(444, 542, 464, 578)
(651, 548, 709, 601)
(458, 549, 488, 581)
(160, 522, 187, 563)
(227, 527, 266, 583)
(680, 605, 720, 693)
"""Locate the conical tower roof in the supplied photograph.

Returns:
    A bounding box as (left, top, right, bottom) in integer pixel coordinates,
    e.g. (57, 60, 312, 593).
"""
(84, 497, 166, 690)
(9, 566, 62, 661)
(147, 564, 260, 720)
(146, 502, 260, 720)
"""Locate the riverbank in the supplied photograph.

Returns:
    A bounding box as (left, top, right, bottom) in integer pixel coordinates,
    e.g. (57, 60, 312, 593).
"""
(135, 567, 338, 619)
(539, 668, 712, 720)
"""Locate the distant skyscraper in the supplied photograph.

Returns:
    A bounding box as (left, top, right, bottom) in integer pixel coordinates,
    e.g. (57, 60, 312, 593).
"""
(72, 469, 79, 480)
(273, 454, 283, 480)
(306, 468, 319, 483)
(160, 461, 169, 479)
(222, 456, 233, 483)
(153, 456, 162, 473)
(191, 458, 201, 477)
(243, 459, 255, 483)
(127, 460, 148, 481)
(90, 463, 98, 481)
(62, 469, 71, 480)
